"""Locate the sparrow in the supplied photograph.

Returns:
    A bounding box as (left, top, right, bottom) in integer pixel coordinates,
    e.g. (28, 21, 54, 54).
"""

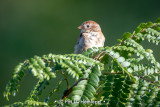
(74, 20, 105, 54)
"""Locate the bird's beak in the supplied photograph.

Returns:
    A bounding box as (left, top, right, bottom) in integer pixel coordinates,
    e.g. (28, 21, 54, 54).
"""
(78, 25, 82, 29)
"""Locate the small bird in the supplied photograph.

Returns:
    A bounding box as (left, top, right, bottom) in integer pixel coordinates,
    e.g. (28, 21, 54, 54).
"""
(74, 20, 105, 54)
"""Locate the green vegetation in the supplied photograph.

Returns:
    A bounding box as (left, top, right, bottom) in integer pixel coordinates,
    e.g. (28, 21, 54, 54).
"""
(3, 18, 160, 107)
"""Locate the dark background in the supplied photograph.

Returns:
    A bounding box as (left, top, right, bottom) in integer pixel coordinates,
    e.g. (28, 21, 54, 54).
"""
(0, 0, 160, 106)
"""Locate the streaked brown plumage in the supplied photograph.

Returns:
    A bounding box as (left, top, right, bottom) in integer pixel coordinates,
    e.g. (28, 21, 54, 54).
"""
(74, 20, 105, 54)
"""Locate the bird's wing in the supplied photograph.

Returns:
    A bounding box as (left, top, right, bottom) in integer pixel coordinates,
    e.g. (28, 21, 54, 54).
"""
(77, 33, 82, 44)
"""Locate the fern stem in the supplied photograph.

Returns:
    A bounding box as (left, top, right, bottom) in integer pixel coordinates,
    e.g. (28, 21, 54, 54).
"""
(103, 72, 123, 75)
(62, 70, 70, 90)
(61, 78, 87, 99)
(139, 76, 160, 88)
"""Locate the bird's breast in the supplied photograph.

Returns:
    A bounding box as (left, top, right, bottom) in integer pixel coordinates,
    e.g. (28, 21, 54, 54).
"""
(82, 32, 103, 47)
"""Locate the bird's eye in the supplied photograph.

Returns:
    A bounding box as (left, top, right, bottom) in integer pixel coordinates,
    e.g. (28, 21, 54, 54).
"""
(87, 25, 89, 28)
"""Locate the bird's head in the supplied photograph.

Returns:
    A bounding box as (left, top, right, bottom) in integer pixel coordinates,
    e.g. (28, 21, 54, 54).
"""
(78, 20, 101, 33)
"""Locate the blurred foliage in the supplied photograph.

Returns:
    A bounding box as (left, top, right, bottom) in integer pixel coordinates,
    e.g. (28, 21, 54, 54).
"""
(3, 18, 160, 106)
(0, 0, 160, 106)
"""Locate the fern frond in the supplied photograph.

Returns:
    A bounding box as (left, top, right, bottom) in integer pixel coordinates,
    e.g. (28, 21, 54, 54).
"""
(127, 78, 159, 107)
(3, 62, 27, 101)
(3, 53, 102, 102)
(44, 78, 63, 102)
(69, 65, 102, 107)
(102, 74, 133, 106)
